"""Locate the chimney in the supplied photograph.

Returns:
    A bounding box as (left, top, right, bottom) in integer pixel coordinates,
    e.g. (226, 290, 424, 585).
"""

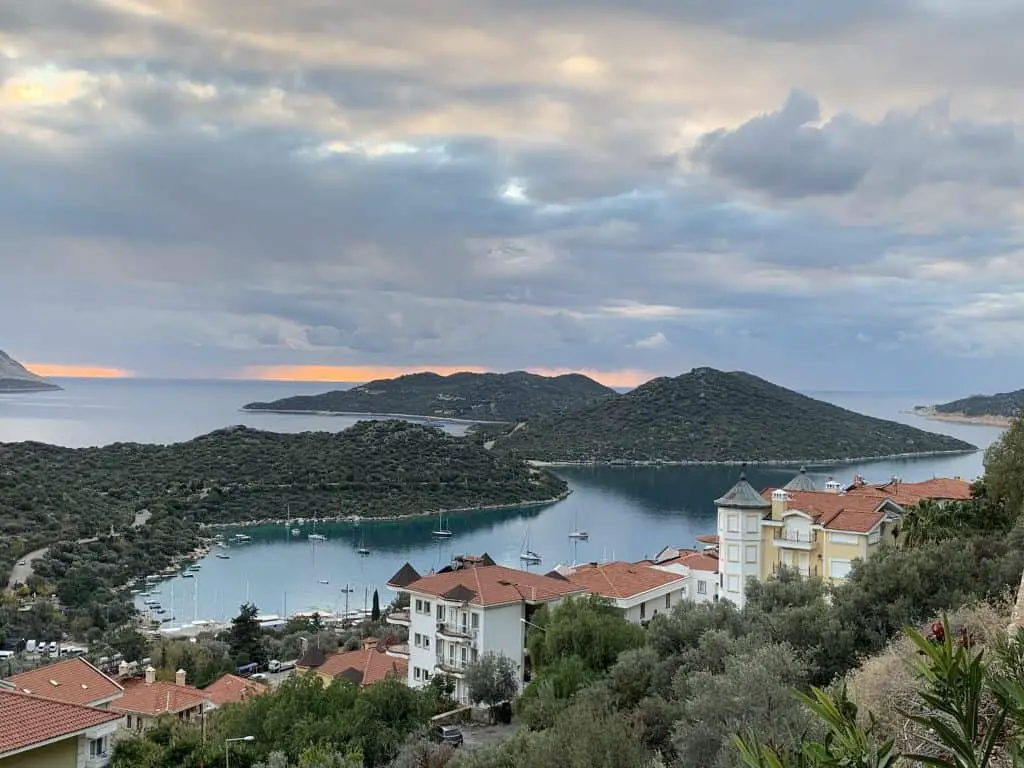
(144, 665, 156, 685)
(118, 661, 130, 678)
(770, 489, 788, 520)
(175, 669, 186, 686)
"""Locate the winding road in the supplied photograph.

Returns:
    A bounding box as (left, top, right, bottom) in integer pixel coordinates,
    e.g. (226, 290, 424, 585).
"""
(6, 510, 152, 590)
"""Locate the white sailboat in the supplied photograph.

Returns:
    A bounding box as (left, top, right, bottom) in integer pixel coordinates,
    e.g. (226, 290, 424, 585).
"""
(568, 511, 588, 541)
(356, 533, 370, 556)
(519, 529, 541, 565)
(432, 510, 453, 538)
(308, 513, 327, 542)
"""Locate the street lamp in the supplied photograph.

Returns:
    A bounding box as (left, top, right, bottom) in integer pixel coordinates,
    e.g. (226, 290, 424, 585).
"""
(225, 736, 255, 768)
(520, 618, 545, 632)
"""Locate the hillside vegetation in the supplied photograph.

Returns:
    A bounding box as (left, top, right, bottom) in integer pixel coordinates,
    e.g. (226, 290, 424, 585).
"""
(491, 367, 976, 462)
(0, 420, 566, 585)
(928, 388, 1024, 419)
(242, 370, 618, 421)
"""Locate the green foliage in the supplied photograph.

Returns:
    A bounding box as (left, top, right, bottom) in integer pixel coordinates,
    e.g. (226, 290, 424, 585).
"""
(243, 370, 617, 422)
(492, 367, 975, 462)
(231, 602, 268, 666)
(371, 590, 380, 622)
(983, 415, 1024, 521)
(931, 390, 1024, 419)
(527, 594, 646, 674)
(464, 651, 519, 716)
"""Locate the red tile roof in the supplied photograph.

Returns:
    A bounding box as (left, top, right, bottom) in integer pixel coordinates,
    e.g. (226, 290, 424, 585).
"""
(764, 489, 891, 532)
(564, 561, 686, 599)
(5, 657, 123, 707)
(845, 477, 973, 506)
(113, 679, 210, 717)
(0, 689, 122, 757)
(312, 646, 408, 687)
(405, 564, 587, 607)
(202, 674, 268, 707)
(647, 549, 720, 573)
(695, 534, 719, 545)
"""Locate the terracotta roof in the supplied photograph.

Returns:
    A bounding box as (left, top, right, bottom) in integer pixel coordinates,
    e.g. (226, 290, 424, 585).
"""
(315, 646, 408, 687)
(5, 657, 123, 707)
(564, 562, 686, 599)
(695, 534, 719, 545)
(764, 489, 891, 533)
(651, 549, 720, 573)
(0, 689, 122, 757)
(297, 646, 327, 669)
(845, 477, 973, 506)
(405, 564, 587, 607)
(202, 674, 267, 707)
(112, 679, 210, 717)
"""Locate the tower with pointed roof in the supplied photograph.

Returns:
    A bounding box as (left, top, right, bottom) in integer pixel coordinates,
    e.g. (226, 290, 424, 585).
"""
(715, 467, 771, 609)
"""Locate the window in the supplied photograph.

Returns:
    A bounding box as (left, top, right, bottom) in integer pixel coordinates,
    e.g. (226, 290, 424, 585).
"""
(727, 545, 740, 562)
(415, 599, 423, 613)
(89, 738, 107, 758)
(639, 602, 646, 619)
(745, 545, 758, 564)
(746, 514, 760, 533)
(829, 559, 852, 579)
(472, 649, 478, 662)
(726, 575, 740, 593)
(665, 594, 671, 609)
(697, 581, 707, 595)
(414, 632, 422, 647)
(423, 636, 430, 649)
(436, 604, 444, 621)
(471, 613, 479, 629)
(727, 514, 739, 532)
(424, 670, 431, 681)
(414, 667, 421, 680)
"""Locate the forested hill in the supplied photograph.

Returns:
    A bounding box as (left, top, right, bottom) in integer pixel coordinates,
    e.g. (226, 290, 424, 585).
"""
(0, 420, 567, 583)
(926, 389, 1024, 419)
(490, 367, 977, 463)
(242, 370, 618, 421)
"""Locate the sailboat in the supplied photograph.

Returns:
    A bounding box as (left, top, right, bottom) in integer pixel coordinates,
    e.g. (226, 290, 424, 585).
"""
(568, 512, 589, 541)
(519, 529, 541, 565)
(308, 513, 327, 542)
(356, 533, 370, 556)
(432, 510, 453, 538)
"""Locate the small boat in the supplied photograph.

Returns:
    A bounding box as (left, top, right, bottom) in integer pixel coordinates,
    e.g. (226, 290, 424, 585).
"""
(339, 585, 354, 594)
(569, 512, 589, 541)
(432, 510, 453, 538)
(188, 565, 201, 571)
(318, 579, 330, 585)
(291, 528, 301, 536)
(182, 572, 194, 578)
(216, 553, 230, 560)
(233, 534, 251, 542)
(161, 617, 174, 623)
(308, 533, 327, 542)
(130, 589, 142, 595)
(519, 529, 541, 565)
(357, 546, 370, 556)
(148, 589, 161, 595)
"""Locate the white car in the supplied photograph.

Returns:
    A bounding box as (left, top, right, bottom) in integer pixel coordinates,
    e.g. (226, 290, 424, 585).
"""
(16, 560, 26, 566)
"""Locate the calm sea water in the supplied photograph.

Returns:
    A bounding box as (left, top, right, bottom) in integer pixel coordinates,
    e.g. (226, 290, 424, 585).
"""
(0, 379, 1005, 622)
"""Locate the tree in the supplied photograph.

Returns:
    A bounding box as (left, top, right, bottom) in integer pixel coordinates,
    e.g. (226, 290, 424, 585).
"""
(527, 595, 646, 675)
(229, 602, 267, 666)
(465, 652, 519, 721)
(106, 627, 150, 664)
(371, 590, 380, 622)
(983, 415, 1024, 522)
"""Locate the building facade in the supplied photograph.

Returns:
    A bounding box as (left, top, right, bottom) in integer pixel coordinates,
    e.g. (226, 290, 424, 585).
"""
(555, 561, 690, 623)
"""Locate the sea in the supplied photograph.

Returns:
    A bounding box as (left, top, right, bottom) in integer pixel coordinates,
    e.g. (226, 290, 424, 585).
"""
(0, 378, 1006, 623)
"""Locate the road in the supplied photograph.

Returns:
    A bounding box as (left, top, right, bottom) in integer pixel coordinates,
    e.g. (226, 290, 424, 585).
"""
(6, 510, 153, 590)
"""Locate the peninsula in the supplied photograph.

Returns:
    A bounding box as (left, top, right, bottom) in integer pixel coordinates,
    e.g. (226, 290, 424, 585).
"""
(489, 367, 977, 463)
(0, 350, 62, 392)
(914, 390, 1023, 426)
(242, 370, 618, 422)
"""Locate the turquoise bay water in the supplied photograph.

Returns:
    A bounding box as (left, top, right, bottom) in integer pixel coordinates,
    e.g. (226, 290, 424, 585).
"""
(0, 379, 1005, 621)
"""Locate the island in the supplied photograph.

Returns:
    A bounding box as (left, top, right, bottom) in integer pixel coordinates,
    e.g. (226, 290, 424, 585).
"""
(0, 420, 568, 599)
(242, 370, 618, 422)
(913, 390, 1023, 426)
(488, 367, 977, 463)
(0, 350, 62, 392)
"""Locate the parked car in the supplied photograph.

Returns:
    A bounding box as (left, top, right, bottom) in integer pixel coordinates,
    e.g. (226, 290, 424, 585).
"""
(430, 725, 464, 747)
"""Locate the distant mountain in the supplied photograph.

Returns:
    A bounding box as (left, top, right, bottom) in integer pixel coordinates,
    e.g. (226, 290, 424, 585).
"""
(0, 351, 61, 392)
(921, 389, 1024, 420)
(490, 367, 976, 463)
(243, 370, 619, 422)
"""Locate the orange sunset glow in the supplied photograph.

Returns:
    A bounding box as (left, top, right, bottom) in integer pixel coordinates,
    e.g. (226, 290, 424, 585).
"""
(24, 363, 134, 379)
(242, 365, 655, 388)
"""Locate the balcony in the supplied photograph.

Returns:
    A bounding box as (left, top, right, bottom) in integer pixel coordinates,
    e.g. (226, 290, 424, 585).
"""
(436, 622, 477, 643)
(771, 530, 817, 550)
(386, 643, 409, 658)
(85, 756, 111, 768)
(435, 655, 468, 676)
(771, 562, 821, 579)
(386, 610, 411, 626)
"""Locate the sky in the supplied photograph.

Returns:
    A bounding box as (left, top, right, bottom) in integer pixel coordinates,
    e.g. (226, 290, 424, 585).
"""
(4, 1, 1024, 392)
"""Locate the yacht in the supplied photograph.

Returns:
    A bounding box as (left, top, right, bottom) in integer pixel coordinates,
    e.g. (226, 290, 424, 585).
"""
(356, 534, 370, 556)
(308, 514, 327, 542)
(519, 529, 541, 565)
(291, 528, 301, 536)
(432, 510, 453, 538)
(216, 553, 230, 560)
(182, 572, 194, 578)
(317, 579, 330, 585)
(233, 534, 252, 542)
(568, 512, 589, 541)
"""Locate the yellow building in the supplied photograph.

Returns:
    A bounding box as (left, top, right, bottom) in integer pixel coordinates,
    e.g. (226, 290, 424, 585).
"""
(714, 468, 973, 608)
(0, 688, 122, 767)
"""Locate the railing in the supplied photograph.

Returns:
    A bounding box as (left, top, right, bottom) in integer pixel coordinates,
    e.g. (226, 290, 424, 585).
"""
(436, 622, 477, 642)
(387, 610, 411, 623)
(435, 655, 467, 673)
(773, 530, 817, 544)
(771, 563, 820, 578)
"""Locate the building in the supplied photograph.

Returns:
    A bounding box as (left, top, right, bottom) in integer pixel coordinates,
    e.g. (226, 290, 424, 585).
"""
(386, 554, 587, 704)
(294, 642, 408, 688)
(0, 688, 123, 767)
(110, 667, 211, 731)
(202, 674, 268, 710)
(710, 468, 973, 608)
(645, 548, 720, 603)
(4, 657, 124, 709)
(555, 561, 689, 623)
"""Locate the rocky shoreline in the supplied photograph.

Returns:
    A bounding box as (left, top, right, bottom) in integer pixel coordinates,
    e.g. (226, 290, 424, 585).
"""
(197, 489, 573, 530)
(908, 407, 1013, 428)
(527, 447, 979, 469)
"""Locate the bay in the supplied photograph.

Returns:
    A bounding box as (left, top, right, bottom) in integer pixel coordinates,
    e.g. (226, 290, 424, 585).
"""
(0, 379, 1006, 622)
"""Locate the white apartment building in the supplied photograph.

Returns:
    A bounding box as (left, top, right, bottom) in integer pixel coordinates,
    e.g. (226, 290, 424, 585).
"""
(646, 547, 720, 603)
(552, 560, 690, 623)
(386, 555, 586, 704)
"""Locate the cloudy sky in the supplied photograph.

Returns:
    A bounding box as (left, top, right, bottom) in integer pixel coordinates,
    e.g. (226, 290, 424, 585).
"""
(4, 0, 1024, 391)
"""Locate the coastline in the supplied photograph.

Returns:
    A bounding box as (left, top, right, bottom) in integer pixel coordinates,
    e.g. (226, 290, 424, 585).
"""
(526, 447, 978, 468)
(907, 407, 1014, 428)
(197, 489, 573, 530)
(239, 407, 508, 426)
